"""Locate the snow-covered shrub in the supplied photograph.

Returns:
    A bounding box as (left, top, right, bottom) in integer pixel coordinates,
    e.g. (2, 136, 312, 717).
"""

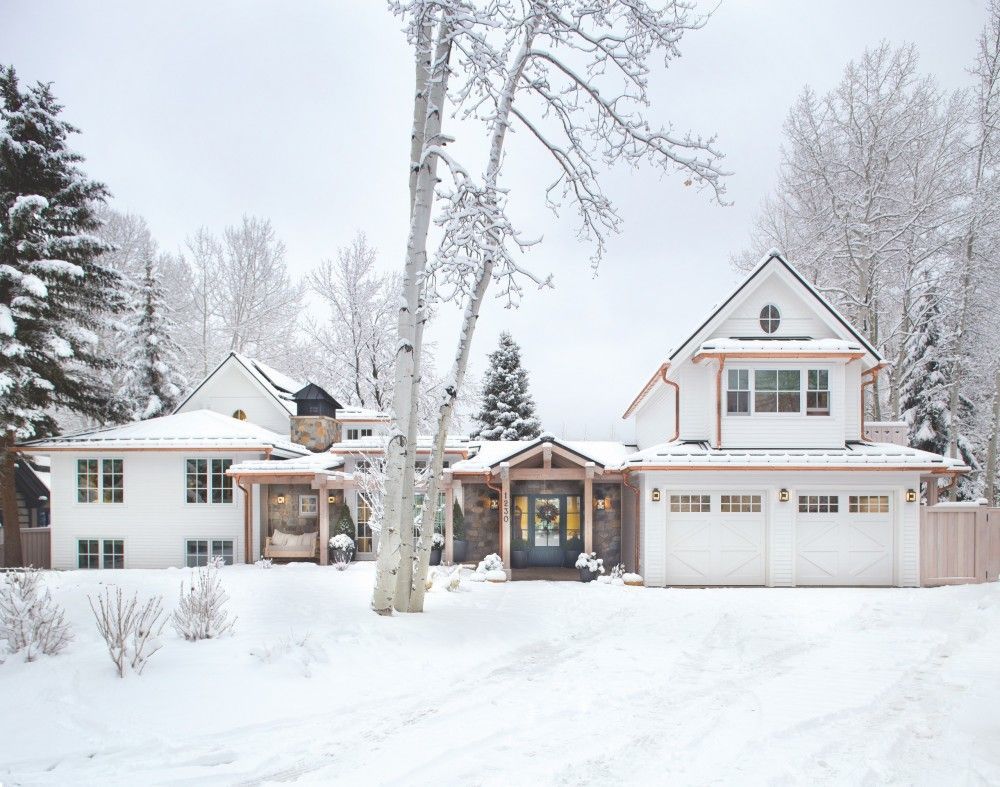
(431, 532, 445, 549)
(89, 587, 166, 677)
(251, 633, 328, 677)
(0, 568, 71, 661)
(477, 553, 503, 573)
(255, 558, 273, 569)
(208, 555, 226, 570)
(425, 569, 436, 591)
(609, 563, 626, 586)
(172, 565, 236, 641)
(575, 552, 605, 575)
(445, 571, 461, 592)
(485, 569, 507, 583)
(329, 533, 355, 551)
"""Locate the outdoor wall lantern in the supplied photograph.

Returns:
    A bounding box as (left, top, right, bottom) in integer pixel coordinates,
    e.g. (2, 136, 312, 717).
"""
(595, 496, 614, 511)
(489, 497, 499, 510)
(651, 488, 661, 502)
(905, 489, 918, 503)
(778, 488, 790, 503)
(275, 494, 286, 504)
(328, 494, 338, 504)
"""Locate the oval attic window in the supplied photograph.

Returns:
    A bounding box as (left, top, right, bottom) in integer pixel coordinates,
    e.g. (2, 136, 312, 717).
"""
(759, 304, 780, 334)
(232, 409, 248, 421)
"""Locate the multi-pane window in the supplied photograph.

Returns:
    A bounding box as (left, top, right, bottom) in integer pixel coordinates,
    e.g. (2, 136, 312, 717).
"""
(78, 539, 123, 569)
(726, 369, 750, 415)
(807, 370, 830, 416)
(346, 428, 374, 440)
(77, 459, 123, 503)
(186, 458, 233, 504)
(356, 498, 373, 553)
(185, 539, 234, 567)
(670, 494, 711, 513)
(299, 494, 318, 516)
(755, 370, 801, 413)
(849, 495, 889, 513)
(798, 495, 839, 513)
(721, 494, 762, 513)
(759, 304, 781, 334)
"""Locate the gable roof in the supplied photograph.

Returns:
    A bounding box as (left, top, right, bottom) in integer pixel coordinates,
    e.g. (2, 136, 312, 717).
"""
(451, 435, 630, 474)
(293, 383, 344, 409)
(19, 410, 310, 457)
(623, 251, 882, 419)
(174, 352, 306, 418)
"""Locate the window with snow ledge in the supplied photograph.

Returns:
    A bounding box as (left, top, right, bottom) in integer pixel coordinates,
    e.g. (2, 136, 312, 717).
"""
(185, 539, 233, 567)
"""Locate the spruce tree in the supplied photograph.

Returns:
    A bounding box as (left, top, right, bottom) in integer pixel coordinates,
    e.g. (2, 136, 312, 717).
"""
(120, 250, 187, 420)
(471, 332, 541, 441)
(0, 66, 126, 565)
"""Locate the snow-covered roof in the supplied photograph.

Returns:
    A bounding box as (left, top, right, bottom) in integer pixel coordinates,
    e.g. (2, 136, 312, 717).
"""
(20, 410, 310, 456)
(329, 434, 473, 455)
(229, 452, 346, 475)
(174, 352, 306, 418)
(625, 441, 969, 472)
(695, 337, 865, 355)
(451, 436, 632, 474)
(335, 407, 391, 422)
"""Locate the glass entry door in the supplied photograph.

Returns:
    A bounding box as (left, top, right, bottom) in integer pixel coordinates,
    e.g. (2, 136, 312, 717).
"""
(524, 494, 582, 567)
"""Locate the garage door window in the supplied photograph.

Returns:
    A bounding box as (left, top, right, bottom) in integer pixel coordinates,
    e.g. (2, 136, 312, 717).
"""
(798, 495, 839, 513)
(849, 495, 889, 513)
(670, 494, 711, 512)
(721, 494, 761, 513)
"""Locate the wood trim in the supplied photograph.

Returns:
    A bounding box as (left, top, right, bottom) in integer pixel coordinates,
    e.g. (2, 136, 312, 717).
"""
(500, 464, 511, 568)
(622, 362, 669, 419)
(693, 351, 866, 363)
(622, 469, 641, 571)
(506, 468, 587, 481)
(860, 362, 888, 441)
(715, 356, 726, 449)
(227, 473, 321, 485)
(584, 464, 594, 553)
(660, 366, 680, 442)
(444, 479, 454, 564)
(236, 478, 252, 565)
(486, 476, 503, 565)
(22, 445, 282, 453)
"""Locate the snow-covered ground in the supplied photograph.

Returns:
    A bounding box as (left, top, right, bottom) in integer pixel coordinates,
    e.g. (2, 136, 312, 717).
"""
(1, 564, 998, 785)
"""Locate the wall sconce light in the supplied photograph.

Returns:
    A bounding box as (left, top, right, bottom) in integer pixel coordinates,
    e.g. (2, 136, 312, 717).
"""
(778, 489, 790, 503)
(328, 494, 338, 504)
(275, 495, 286, 504)
(594, 496, 613, 511)
(905, 489, 917, 503)
(489, 497, 499, 510)
(651, 488, 661, 502)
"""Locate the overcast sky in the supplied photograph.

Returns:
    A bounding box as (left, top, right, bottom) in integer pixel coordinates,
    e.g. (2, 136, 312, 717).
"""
(3, 0, 990, 440)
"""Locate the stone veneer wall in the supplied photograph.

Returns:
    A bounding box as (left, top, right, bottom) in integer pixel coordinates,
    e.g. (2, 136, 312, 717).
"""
(461, 483, 500, 561)
(592, 482, 622, 568)
(265, 484, 321, 542)
(290, 416, 340, 452)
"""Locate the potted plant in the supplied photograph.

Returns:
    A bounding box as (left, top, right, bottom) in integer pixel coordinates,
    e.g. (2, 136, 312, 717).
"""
(575, 551, 604, 582)
(452, 500, 468, 562)
(563, 536, 582, 568)
(430, 532, 444, 565)
(333, 504, 356, 562)
(328, 533, 355, 568)
(510, 537, 529, 569)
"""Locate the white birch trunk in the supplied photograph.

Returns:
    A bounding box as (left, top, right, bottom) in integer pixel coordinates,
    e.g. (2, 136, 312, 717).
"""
(986, 370, 1000, 504)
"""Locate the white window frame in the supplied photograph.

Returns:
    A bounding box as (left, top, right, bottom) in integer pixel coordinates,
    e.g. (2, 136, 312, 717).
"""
(726, 369, 750, 416)
(77, 538, 125, 569)
(806, 369, 831, 417)
(76, 458, 124, 504)
(184, 457, 235, 505)
(299, 494, 319, 517)
(184, 538, 235, 567)
(346, 427, 374, 440)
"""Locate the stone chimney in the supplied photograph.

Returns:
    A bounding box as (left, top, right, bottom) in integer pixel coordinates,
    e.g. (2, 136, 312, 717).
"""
(290, 415, 341, 452)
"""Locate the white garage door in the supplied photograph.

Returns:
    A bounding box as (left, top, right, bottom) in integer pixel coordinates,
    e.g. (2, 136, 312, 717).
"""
(795, 494, 893, 586)
(665, 493, 766, 585)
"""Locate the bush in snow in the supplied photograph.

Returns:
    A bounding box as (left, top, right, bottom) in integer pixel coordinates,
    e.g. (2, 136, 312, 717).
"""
(329, 533, 355, 551)
(477, 553, 504, 573)
(255, 558, 273, 569)
(575, 552, 605, 575)
(0, 568, 72, 661)
(208, 555, 227, 570)
(431, 532, 445, 549)
(172, 565, 237, 641)
(89, 587, 166, 677)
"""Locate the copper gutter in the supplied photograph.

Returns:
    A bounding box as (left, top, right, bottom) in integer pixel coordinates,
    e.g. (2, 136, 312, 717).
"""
(622, 464, 960, 473)
(860, 362, 888, 441)
(714, 355, 726, 449)
(659, 366, 681, 443)
(622, 468, 641, 571)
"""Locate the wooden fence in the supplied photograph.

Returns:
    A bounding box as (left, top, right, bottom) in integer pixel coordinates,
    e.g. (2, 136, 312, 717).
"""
(921, 504, 1000, 586)
(0, 527, 51, 569)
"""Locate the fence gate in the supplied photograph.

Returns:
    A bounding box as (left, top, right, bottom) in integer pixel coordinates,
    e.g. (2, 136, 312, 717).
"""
(921, 504, 1000, 586)
(0, 527, 51, 569)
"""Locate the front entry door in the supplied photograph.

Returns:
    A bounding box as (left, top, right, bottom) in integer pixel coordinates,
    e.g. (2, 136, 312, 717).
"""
(526, 495, 582, 567)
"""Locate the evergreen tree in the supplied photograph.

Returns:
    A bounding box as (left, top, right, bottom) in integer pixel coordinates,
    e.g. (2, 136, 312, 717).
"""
(120, 249, 187, 420)
(0, 66, 126, 565)
(471, 332, 541, 441)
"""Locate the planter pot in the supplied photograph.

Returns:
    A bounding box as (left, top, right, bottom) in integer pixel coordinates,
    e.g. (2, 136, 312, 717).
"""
(452, 540, 468, 563)
(430, 547, 442, 566)
(579, 568, 598, 583)
(511, 549, 529, 569)
(329, 547, 354, 565)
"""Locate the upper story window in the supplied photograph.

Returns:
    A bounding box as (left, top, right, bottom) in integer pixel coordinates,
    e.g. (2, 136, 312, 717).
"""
(77, 459, 123, 503)
(346, 427, 373, 440)
(759, 304, 781, 334)
(806, 370, 830, 416)
(186, 458, 233, 504)
(755, 370, 801, 413)
(726, 369, 750, 415)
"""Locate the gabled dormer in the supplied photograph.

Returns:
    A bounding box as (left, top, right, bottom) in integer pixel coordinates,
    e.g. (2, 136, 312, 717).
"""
(624, 252, 884, 450)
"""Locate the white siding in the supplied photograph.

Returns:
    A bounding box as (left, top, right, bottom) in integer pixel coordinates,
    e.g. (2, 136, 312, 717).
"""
(676, 362, 710, 441)
(177, 361, 291, 435)
(635, 385, 675, 450)
(714, 274, 839, 341)
(640, 473, 667, 586)
(50, 451, 261, 570)
(844, 360, 862, 441)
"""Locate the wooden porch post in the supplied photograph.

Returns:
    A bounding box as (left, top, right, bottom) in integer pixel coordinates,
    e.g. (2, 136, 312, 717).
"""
(584, 463, 595, 553)
(500, 463, 511, 568)
(925, 476, 939, 506)
(444, 472, 454, 564)
(318, 481, 330, 565)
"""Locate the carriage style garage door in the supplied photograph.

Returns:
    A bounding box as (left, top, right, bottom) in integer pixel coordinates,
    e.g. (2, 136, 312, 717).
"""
(795, 494, 893, 586)
(665, 493, 766, 585)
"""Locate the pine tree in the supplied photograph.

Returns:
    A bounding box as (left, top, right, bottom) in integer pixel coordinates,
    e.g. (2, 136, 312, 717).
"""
(471, 332, 541, 441)
(0, 66, 126, 565)
(120, 250, 187, 420)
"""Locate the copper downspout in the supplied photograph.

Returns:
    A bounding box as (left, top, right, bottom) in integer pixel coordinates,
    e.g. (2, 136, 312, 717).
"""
(622, 468, 641, 572)
(486, 477, 503, 553)
(714, 355, 726, 449)
(860, 362, 888, 441)
(236, 478, 252, 564)
(659, 365, 681, 442)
